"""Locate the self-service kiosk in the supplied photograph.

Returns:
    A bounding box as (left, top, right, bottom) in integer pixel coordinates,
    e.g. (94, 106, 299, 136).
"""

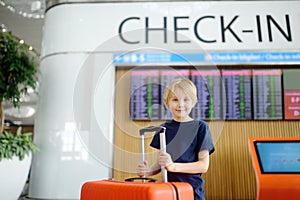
(249, 138, 300, 200)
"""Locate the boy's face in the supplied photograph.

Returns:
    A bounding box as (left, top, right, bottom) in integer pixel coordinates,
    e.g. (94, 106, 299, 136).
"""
(166, 86, 195, 122)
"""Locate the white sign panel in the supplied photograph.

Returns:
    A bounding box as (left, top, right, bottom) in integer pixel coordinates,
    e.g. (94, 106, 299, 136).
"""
(42, 1, 300, 56)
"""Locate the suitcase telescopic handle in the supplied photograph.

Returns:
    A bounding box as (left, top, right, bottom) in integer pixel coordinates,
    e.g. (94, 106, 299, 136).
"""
(139, 126, 165, 136)
(139, 126, 165, 165)
(139, 126, 167, 182)
(159, 129, 168, 183)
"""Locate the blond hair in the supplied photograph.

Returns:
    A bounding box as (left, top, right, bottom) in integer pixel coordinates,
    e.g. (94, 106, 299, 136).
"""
(163, 78, 197, 107)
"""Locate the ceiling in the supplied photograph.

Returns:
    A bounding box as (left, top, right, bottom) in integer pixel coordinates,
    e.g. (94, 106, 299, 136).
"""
(0, 0, 44, 53)
(0, 0, 44, 125)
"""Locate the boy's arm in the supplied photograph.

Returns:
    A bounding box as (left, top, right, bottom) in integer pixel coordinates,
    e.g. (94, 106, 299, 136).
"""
(160, 150, 210, 174)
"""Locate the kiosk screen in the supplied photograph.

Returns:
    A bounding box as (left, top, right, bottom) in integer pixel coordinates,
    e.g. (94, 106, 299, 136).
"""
(254, 141, 300, 174)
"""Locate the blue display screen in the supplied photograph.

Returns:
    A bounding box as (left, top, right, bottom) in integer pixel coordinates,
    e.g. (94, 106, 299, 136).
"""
(254, 141, 300, 174)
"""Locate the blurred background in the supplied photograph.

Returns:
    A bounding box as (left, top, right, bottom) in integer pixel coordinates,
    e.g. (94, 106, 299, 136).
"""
(0, 0, 44, 126)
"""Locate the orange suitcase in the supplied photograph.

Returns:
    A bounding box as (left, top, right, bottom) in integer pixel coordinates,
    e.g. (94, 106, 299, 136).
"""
(80, 179, 194, 200)
(81, 126, 194, 199)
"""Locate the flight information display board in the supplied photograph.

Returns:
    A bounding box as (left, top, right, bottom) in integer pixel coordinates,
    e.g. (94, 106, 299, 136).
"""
(252, 69, 283, 120)
(222, 70, 252, 120)
(190, 70, 225, 120)
(129, 68, 290, 121)
(130, 70, 161, 120)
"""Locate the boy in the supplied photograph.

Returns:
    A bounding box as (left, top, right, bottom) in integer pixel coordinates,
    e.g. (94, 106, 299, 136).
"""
(137, 78, 215, 200)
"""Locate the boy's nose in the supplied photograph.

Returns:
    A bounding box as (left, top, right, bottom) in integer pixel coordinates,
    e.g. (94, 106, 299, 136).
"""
(178, 100, 184, 106)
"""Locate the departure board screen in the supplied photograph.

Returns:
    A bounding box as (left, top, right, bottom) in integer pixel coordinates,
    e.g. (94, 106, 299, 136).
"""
(160, 70, 190, 120)
(129, 68, 287, 121)
(130, 70, 161, 120)
(222, 70, 252, 120)
(190, 70, 225, 120)
(252, 69, 283, 120)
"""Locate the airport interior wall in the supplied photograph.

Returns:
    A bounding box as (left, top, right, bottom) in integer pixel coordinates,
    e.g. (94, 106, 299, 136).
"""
(113, 68, 300, 200)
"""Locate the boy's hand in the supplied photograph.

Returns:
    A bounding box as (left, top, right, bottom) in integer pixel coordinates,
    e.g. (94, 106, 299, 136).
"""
(137, 160, 149, 177)
(158, 151, 174, 169)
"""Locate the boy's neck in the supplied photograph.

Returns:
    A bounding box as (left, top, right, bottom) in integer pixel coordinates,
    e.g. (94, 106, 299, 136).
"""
(173, 116, 194, 123)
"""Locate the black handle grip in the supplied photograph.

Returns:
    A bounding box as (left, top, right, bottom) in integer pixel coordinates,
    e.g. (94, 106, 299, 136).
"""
(139, 126, 165, 136)
(125, 177, 158, 182)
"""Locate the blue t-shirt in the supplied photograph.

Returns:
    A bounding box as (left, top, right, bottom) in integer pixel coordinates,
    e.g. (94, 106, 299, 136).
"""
(150, 120, 215, 200)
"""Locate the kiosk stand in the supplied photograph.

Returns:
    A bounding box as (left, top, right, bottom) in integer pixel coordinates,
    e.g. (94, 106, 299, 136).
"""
(249, 138, 300, 200)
